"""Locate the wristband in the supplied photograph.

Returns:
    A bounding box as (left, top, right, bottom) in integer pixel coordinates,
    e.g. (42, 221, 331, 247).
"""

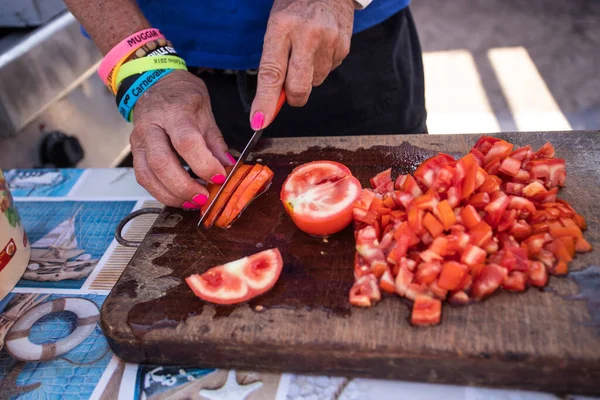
(114, 55, 187, 91)
(98, 28, 164, 84)
(129, 39, 178, 60)
(115, 73, 142, 106)
(108, 44, 178, 95)
(117, 69, 175, 122)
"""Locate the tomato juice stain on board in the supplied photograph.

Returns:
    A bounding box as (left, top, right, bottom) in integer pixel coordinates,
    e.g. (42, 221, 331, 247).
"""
(124, 143, 439, 334)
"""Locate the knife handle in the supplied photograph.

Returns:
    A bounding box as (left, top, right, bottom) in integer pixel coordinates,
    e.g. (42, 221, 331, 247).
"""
(274, 89, 287, 120)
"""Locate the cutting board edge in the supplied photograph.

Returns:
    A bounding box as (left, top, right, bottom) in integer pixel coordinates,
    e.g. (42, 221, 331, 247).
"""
(104, 333, 600, 395)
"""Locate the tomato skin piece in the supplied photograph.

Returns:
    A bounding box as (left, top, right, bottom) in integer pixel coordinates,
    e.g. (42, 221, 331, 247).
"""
(528, 158, 566, 188)
(282, 161, 362, 236)
(484, 192, 510, 227)
(185, 248, 283, 305)
(415, 262, 442, 285)
(473, 136, 502, 155)
(505, 182, 525, 196)
(434, 200, 457, 230)
(479, 175, 502, 194)
(448, 291, 470, 306)
(470, 264, 507, 300)
(510, 145, 532, 161)
(470, 192, 490, 209)
(502, 271, 527, 292)
(349, 274, 381, 307)
(461, 244, 487, 266)
(380, 269, 396, 293)
(396, 174, 423, 197)
(498, 157, 522, 177)
(414, 153, 455, 189)
(423, 212, 444, 238)
(411, 296, 442, 326)
(438, 261, 469, 291)
(528, 260, 548, 287)
(461, 205, 482, 229)
(576, 237, 593, 253)
(371, 168, 392, 189)
(484, 140, 514, 165)
(470, 220, 493, 247)
(511, 220, 533, 241)
(535, 142, 555, 159)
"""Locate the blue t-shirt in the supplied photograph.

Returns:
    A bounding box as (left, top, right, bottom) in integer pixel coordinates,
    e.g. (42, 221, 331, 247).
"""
(137, 0, 411, 69)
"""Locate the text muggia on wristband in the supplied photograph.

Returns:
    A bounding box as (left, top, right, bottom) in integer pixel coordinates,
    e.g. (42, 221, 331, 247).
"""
(117, 69, 175, 122)
(98, 28, 164, 84)
(114, 55, 187, 90)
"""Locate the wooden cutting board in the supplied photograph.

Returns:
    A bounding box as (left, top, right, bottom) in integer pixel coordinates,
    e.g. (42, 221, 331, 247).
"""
(101, 131, 600, 395)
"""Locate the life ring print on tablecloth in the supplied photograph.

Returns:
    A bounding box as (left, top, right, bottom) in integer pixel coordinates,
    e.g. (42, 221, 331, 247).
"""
(4, 298, 100, 362)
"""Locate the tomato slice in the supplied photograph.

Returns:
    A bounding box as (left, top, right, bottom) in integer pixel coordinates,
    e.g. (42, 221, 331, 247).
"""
(281, 161, 361, 236)
(185, 248, 283, 305)
(216, 165, 274, 228)
(215, 164, 264, 227)
(202, 165, 253, 227)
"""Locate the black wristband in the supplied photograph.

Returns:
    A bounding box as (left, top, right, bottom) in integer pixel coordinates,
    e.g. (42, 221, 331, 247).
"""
(115, 73, 142, 107)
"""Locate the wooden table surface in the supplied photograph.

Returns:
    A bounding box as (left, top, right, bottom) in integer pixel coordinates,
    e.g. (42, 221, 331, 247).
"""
(101, 131, 600, 395)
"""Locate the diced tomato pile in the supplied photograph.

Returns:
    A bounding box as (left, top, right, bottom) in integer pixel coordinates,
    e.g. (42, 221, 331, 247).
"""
(350, 136, 592, 326)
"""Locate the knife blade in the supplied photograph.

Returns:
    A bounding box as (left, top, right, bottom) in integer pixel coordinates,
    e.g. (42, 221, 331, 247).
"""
(197, 89, 286, 229)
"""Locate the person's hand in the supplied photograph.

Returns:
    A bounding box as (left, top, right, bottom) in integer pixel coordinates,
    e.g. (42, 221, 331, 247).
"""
(250, 0, 354, 130)
(130, 70, 235, 209)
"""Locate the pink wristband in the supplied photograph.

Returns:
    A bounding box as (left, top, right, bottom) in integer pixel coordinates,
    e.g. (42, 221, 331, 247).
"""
(98, 28, 164, 84)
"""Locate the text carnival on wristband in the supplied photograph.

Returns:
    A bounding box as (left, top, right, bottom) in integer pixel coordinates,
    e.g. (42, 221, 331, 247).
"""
(123, 69, 169, 106)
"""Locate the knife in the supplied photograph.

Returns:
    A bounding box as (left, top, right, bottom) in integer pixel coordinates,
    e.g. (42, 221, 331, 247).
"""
(197, 89, 287, 229)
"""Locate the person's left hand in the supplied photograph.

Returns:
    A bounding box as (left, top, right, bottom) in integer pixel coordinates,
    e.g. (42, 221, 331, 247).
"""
(250, 0, 354, 130)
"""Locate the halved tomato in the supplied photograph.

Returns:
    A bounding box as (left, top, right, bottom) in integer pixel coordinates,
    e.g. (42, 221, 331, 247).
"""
(185, 248, 283, 305)
(281, 161, 362, 236)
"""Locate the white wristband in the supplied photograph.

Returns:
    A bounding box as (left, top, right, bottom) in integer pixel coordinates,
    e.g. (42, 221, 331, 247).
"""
(354, 0, 373, 10)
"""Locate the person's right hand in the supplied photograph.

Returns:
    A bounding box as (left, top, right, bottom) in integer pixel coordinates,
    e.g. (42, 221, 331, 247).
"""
(130, 70, 235, 209)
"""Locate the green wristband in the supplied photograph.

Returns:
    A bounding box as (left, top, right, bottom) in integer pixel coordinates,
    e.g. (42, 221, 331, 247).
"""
(115, 55, 187, 90)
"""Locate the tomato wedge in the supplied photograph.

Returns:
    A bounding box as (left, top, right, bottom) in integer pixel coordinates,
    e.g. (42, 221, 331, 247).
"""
(185, 248, 283, 304)
(281, 161, 362, 236)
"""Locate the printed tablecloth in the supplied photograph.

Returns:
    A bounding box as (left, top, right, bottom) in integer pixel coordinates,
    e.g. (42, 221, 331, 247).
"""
(0, 168, 595, 400)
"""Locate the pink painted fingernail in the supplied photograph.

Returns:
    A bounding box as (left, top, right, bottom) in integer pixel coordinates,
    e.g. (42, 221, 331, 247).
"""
(211, 174, 226, 184)
(226, 152, 236, 165)
(251, 111, 265, 131)
(182, 201, 200, 210)
(192, 194, 208, 206)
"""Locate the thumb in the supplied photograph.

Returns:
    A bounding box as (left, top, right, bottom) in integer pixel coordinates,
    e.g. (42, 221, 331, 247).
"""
(250, 32, 290, 131)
